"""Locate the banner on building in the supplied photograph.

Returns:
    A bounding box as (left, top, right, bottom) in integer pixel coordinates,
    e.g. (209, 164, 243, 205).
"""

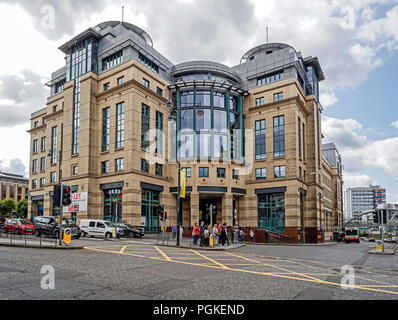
(63, 192, 88, 213)
(180, 170, 186, 199)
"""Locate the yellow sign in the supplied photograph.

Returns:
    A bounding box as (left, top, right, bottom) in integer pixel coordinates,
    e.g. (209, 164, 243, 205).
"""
(63, 228, 72, 245)
(377, 241, 383, 251)
(210, 235, 214, 248)
(180, 170, 187, 199)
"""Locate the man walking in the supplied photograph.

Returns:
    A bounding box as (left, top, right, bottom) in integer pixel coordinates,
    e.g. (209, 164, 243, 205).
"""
(199, 221, 205, 247)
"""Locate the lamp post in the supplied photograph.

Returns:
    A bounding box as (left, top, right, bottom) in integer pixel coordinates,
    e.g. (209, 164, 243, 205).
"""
(167, 100, 182, 246)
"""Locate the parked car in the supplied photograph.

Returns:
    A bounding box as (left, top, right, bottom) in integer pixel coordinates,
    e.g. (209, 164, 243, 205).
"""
(4, 219, 35, 234)
(79, 219, 116, 239)
(34, 216, 81, 240)
(116, 223, 145, 239)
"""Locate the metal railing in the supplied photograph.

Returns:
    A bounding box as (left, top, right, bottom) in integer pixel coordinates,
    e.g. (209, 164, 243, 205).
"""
(0, 227, 61, 247)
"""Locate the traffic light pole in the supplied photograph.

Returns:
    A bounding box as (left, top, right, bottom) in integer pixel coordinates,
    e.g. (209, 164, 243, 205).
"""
(59, 184, 64, 246)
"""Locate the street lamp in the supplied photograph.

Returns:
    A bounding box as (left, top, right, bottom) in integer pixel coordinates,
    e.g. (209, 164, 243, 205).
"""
(167, 100, 182, 246)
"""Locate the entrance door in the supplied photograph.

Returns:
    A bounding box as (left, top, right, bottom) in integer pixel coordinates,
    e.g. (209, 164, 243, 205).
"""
(104, 189, 123, 223)
(141, 189, 161, 233)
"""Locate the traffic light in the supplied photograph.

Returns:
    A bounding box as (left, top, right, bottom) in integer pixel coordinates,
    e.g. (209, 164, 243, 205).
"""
(53, 185, 61, 208)
(62, 185, 72, 206)
(159, 205, 164, 221)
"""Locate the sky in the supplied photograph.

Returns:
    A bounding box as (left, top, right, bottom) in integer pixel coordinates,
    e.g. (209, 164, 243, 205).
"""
(0, 0, 397, 202)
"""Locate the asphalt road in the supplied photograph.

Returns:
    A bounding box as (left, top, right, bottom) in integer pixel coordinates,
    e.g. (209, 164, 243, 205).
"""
(0, 238, 397, 300)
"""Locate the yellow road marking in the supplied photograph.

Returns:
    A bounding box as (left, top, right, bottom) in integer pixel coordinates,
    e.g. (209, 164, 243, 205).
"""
(190, 250, 231, 270)
(83, 246, 398, 296)
(155, 246, 172, 261)
(119, 246, 127, 254)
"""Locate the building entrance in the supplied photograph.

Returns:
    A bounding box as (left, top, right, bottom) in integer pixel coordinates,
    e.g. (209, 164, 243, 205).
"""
(103, 188, 123, 223)
(199, 198, 220, 226)
(141, 189, 161, 233)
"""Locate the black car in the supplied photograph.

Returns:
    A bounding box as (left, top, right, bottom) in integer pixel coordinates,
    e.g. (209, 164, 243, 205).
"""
(34, 216, 81, 240)
(116, 223, 145, 238)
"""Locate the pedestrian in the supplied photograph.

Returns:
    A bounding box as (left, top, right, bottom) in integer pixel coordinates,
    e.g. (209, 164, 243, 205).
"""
(224, 223, 230, 246)
(218, 223, 222, 245)
(212, 224, 219, 246)
(180, 226, 184, 239)
(199, 221, 205, 247)
(250, 229, 255, 243)
(193, 223, 200, 246)
(172, 224, 177, 239)
(220, 224, 227, 246)
(239, 228, 245, 243)
(204, 225, 210, 247)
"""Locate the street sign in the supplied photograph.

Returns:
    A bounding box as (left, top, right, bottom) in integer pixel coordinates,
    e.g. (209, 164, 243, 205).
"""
(180, 170, 186, 199)
(64, 228, 71, 245)
(376, 240, 383, 251)
(141, 217, 146, 227)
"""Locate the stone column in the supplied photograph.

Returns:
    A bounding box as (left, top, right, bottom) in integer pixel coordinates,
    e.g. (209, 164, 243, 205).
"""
(5, 185, 10, 199)
(222, 193, 234, 226)
(190, 193, 200, 227)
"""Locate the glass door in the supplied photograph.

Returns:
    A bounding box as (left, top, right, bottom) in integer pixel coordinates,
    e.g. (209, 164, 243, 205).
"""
(141, 189, 160, 233)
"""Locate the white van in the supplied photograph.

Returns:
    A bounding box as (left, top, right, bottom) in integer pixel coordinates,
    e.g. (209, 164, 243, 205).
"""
(79, 220, 116, 239)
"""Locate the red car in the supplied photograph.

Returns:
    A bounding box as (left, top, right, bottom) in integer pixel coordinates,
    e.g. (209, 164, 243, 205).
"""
(4, 219, 35, 235)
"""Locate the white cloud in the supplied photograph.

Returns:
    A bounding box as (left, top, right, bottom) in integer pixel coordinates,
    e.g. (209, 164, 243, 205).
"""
(343, 173, 376, 189)
(391, 120, 398, 129)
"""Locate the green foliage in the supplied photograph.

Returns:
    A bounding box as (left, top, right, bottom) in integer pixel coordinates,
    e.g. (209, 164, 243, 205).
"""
(16, 199, 28, 218)
(0, 199, 17, 215)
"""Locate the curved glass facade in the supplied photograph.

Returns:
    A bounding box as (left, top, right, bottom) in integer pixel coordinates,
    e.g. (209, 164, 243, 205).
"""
(171, 88, 243, 162)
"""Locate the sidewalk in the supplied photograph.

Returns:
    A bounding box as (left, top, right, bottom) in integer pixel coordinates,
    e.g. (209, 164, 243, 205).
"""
(111, 235, 245, 251)
(368, 244, 398, 255)
(0, 234, 83, 250)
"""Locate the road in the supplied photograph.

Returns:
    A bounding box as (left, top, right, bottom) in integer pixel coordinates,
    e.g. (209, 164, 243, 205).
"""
(0, 239, 397, 300)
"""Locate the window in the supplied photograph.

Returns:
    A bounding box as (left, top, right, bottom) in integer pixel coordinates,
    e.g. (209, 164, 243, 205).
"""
(180, 91, 194, 108)
(258, 193, 285, 233)
(55, 80, 65, 94)
(32, 179, 37, 190)
(101, 161, 109, 174)
(274, 166, 286, 178)
(182, 168, 191, 178)
(213, 92, 226, 108)
(139, 53, 160, 74)
(52, 105, 58, 113)
(233, 169, 239, 180)
(155, 163, 163, 177)
(156, 87, 163, 96)
(217, 168, 226, 179)
(32, 160, 38, 173)
(102, 107, 110, 152)
(117, 77, 125, 85)
(34, 121, 39, 128)
(40, 178, 45, 188)
(40, 157, 46, 172)
(199, 167, 209, 178)
(255, 120, 266, 160)
(72, 166, 78, 175)
(274, 116, 285, 157)
(274, 92, 283, 102)
(116, 102, 125, 149)
(103, 82, 110, 91)
(115, 158, 124, 172)
(196, 91, 211, 107)
(50, 172, 56, 183)
(298, 117, 302, 159)
(156, 111, 163, 155)
(303, 123, 306, 161)
(256, 168, 267, 180)
(141, 159, 149, 173)
(257, 70, 284, 86)
(256, 97, 265, 106)
(33, 140, 38, 153)
(142, 78, 150, 88)
(102, 50, 123, 71)
(51, 126, 58, 164)
(141, 104, 150, 149)
(41, 137, 46, 151)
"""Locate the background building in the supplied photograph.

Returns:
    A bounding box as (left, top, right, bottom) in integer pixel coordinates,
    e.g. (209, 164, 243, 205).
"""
(28, 20, 342, 243)
(0, 171, 28, 202)
(344, 185, 387, 223)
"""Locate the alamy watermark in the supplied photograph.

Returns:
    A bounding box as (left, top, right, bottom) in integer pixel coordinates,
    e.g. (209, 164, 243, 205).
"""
(40, 265, 55, 290)
(340, 265, 355, 290)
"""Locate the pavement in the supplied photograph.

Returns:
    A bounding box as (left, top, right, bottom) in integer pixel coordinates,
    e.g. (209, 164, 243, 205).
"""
(1, 240, 398, 300)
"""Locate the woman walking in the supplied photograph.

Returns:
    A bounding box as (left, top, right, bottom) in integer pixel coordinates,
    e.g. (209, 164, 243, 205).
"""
(212, 224, 219, 246)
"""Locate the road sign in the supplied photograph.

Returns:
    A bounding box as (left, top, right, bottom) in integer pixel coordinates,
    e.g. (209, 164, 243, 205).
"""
(376, 240, 383, 251)
(64, 228, 71, 245)
(180, 170, 186, 199)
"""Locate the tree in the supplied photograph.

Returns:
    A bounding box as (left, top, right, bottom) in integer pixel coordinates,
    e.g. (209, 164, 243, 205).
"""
(0, 199, 17, 216)
(17, 199, 28, 218)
